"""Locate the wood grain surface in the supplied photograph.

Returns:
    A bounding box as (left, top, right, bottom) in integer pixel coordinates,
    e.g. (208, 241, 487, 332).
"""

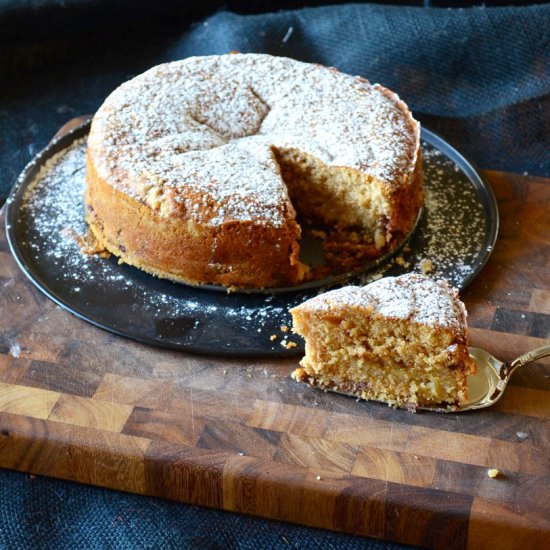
(0, 125, 549, 548)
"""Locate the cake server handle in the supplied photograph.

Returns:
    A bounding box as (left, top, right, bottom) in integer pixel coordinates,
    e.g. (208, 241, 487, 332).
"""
(500, 344, 550, 381)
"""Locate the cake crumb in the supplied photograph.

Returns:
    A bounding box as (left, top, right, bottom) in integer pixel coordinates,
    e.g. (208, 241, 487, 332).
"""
(316, 475, 321, 481)
(487, 468, 500, 479)
(310, 229, 327, 240)
(281, 339, 297, 349)
(280, 325, 289, 332)
(270, 334, 277, 341)
(395, 256, 410, 268)
(420, 258, 433, 274)
(291, 368, 304, 381)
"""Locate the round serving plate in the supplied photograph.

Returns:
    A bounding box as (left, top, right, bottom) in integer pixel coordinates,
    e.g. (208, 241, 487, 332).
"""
(6, 120, 498, 356)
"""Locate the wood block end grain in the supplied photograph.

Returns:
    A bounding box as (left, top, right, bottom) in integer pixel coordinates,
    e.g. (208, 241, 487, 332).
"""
(0, 381, 60, 419)
(48, 394, 134, 432)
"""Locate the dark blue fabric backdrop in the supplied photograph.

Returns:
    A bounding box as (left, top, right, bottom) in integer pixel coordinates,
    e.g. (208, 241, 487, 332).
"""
(1, 1, 548, 210)
(0, 2, 549, 549)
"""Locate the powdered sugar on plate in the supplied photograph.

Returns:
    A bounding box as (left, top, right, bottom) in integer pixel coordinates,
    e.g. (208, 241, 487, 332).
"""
(358, 140, 488, 288)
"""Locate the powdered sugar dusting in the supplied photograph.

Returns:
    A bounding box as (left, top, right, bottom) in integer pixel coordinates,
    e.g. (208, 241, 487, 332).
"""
(9, 342, 21, 358)
(298, 274, 465, 331)
(20, 138, 91, 280)
(20, 138, 144, 291)
(88, 53, 419, 226)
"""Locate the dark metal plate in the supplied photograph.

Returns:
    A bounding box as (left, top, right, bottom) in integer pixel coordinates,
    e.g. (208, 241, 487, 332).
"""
(5, 121, 498, 356)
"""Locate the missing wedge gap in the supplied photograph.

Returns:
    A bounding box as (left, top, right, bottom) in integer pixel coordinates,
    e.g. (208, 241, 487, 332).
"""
(272, 145, 397, 282)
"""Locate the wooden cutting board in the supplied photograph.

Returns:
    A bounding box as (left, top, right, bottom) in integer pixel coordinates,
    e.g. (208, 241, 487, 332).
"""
(1, 129, 549, 548)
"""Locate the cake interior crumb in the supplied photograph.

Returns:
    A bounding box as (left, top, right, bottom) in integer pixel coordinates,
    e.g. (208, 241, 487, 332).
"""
(293, 309, 467, 407)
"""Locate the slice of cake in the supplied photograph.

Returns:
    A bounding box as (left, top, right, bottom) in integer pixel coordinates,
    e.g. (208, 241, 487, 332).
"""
(290, 274, 476, 410)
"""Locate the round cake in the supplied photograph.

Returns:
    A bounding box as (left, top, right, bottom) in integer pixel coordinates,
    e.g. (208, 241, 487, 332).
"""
(86, 53, 422, 288)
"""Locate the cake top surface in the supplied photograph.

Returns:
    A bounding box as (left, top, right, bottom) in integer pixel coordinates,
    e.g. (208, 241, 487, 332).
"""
(293, 274, 467, 331)
(87, 53, 419, 226)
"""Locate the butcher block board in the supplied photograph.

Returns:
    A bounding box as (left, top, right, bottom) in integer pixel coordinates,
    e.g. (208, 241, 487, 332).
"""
(1, 146, 550, 548)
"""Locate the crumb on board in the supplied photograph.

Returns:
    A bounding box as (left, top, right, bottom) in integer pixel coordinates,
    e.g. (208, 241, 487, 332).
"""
(280, 325, 289, 332)
(420, 258, 433, 274)
(223, 369, 228, 375)
(487, 468, 500, 479)
(316, 475, 321, 481)
(270, 334, 277, 341)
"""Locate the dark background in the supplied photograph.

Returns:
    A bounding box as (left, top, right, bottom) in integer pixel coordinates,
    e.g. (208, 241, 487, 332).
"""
(1, 0, 549, 209)
(1, 1, 549, 548)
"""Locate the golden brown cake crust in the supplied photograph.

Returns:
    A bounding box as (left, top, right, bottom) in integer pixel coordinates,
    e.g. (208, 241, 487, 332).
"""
(86, 152, 303, 287)
(86, 53, 422, 288)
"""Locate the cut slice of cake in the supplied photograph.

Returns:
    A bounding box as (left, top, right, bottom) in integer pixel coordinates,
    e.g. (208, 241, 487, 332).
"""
(290, 274, 476, 410)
